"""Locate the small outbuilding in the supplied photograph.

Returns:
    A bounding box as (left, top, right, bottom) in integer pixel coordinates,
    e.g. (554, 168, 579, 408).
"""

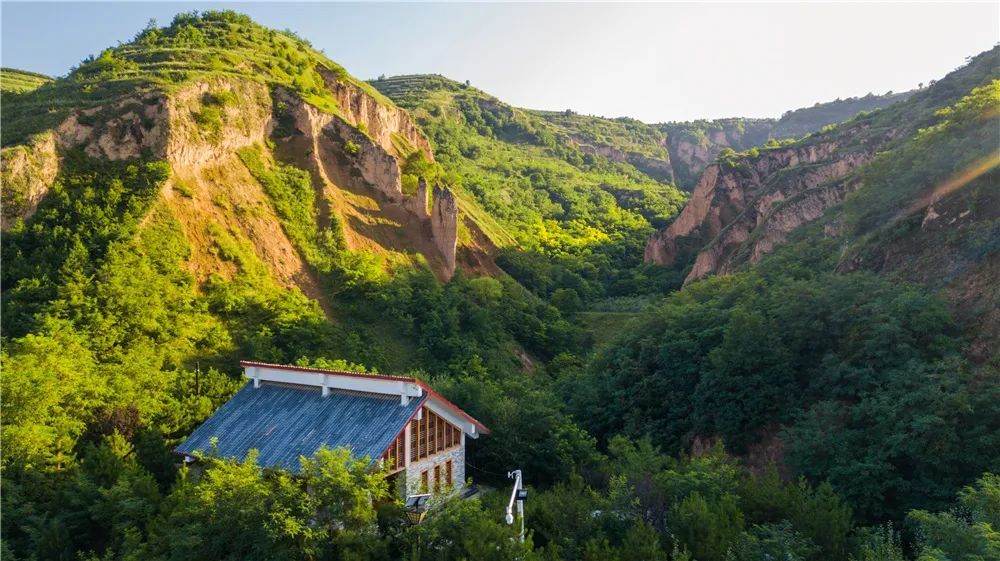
(176, 361, 490, 498)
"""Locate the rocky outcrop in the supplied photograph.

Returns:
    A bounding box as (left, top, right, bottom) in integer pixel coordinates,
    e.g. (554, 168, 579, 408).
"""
(402, 177, 430, 219)
(660, 119, 775, 189)
(165, 79, 272, 167)
(1, 78, 276, 230)
(55, 93, 170, 160)
(659, 90, 915, 190)
(4, 68, 466, 281)
(431, 185, 458, 278)
(645, 129, 881, 284)
(744, 180, 857, 264)
(2, 92, 174, 229)
(689, 153, 873, 282)
(323, 116, 404, 202)
(275, 87, 461, 280)
(320, 68, 433, 161)
(1, 133, 59, 228)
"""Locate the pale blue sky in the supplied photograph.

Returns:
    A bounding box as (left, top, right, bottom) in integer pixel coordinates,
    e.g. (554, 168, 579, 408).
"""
(2, 2, 997, 122)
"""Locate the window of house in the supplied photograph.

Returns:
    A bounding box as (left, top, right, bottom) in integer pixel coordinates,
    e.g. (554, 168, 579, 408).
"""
(420, 417, 427, 458)
(433, 465, 441, 493)
(410, 408, 461, 462)
(381, 430, 405, 471)
(410, 419, 419, 462)
(420, 470, 428, 493)
(446, 460, 453, 487)
(428, 413, 437, 453)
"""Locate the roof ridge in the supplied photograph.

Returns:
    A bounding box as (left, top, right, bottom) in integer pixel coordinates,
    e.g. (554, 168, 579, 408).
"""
(240, 360, 490, 435)
(239, 360, 417, 382)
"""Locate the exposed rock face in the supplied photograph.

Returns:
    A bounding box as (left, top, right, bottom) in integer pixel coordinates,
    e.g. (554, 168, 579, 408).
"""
(660, 119, 775, 189)
(4, 70, 467, 282)
(745, 180, 855, 264)
(2, 79, 271, 230)
(320, 68, 433, 161)
(56, 93, 170, 160)
(431, 186, 459, 279)
(402, 177, 430, 219)
(3, 92, 171, 229)
(1, 133, 58, 228)
(156, 79, 332, 306)
(275, 87, 460, 280)
(165, 79, 272, 166)
(659, 90, 915, 190)
(645, 131, 880, 285)
(324, 116, 404, 202)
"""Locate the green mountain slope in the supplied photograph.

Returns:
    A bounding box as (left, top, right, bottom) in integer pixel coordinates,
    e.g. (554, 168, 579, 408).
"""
(1, 13, 391, 147)
(770, 90, 914, 137)
(1, 11, 586, 508)
(372, 74, 690, 301)
(0, 67, 52, 94)
(585, 47, 1000, 523)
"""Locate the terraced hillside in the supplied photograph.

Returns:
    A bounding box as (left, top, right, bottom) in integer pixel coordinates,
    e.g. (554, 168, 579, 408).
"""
(0, 68, 52, 93)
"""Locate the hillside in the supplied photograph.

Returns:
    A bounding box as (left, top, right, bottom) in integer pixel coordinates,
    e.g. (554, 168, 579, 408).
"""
(2, 11, 998, 561)
(644, 46, 999, 354)
(578, 49, 999, 530)
(658, 90, 915, 188)
(0, 12, 504, 288)
(0, 67, 52, 93)
(372, 73, 690, 302)
(3, 15, 601, 551)
(378, 77, 913, 195)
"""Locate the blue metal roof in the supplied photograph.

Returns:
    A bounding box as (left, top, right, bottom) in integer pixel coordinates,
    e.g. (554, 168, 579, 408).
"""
(176, 382, 424, 473)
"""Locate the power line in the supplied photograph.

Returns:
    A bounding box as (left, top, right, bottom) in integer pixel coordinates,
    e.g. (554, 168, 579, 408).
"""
(465, 460, 508, 478)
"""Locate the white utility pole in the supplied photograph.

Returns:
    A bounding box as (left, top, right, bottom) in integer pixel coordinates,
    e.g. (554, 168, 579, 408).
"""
(505, 469, 526, 543)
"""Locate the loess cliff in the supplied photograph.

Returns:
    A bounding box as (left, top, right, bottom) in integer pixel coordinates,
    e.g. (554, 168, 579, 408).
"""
(0, 22, 491, 295)
(645, 47, 1000, 353)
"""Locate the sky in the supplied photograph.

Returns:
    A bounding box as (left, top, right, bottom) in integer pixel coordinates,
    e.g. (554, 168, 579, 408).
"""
(2, 2, 997, 123)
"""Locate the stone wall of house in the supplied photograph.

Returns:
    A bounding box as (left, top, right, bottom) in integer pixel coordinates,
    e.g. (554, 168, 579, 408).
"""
(403, 445, 466, 498)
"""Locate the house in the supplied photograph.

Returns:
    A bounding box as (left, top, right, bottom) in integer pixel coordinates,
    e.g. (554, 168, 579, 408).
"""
(176, 361, 490, 498)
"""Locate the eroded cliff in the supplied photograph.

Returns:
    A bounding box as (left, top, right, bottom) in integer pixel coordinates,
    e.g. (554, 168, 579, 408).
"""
(2, 67, 469, 304)
(644, 130, 880, 285)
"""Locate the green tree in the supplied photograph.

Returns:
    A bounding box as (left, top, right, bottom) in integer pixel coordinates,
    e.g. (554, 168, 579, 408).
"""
(907, 473, 1000, 561)
(404, 498, 535, 561)
(670, 492, 745, 561)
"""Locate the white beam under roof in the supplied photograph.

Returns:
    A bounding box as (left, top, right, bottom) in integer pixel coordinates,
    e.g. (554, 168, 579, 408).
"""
(243, 364, 423, 404)
(424, 397, 480, 439)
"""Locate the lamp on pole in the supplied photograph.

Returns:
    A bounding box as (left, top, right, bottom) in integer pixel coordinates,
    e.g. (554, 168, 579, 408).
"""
(505, 469, 527, 543)
(404, 493, 431, 526)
